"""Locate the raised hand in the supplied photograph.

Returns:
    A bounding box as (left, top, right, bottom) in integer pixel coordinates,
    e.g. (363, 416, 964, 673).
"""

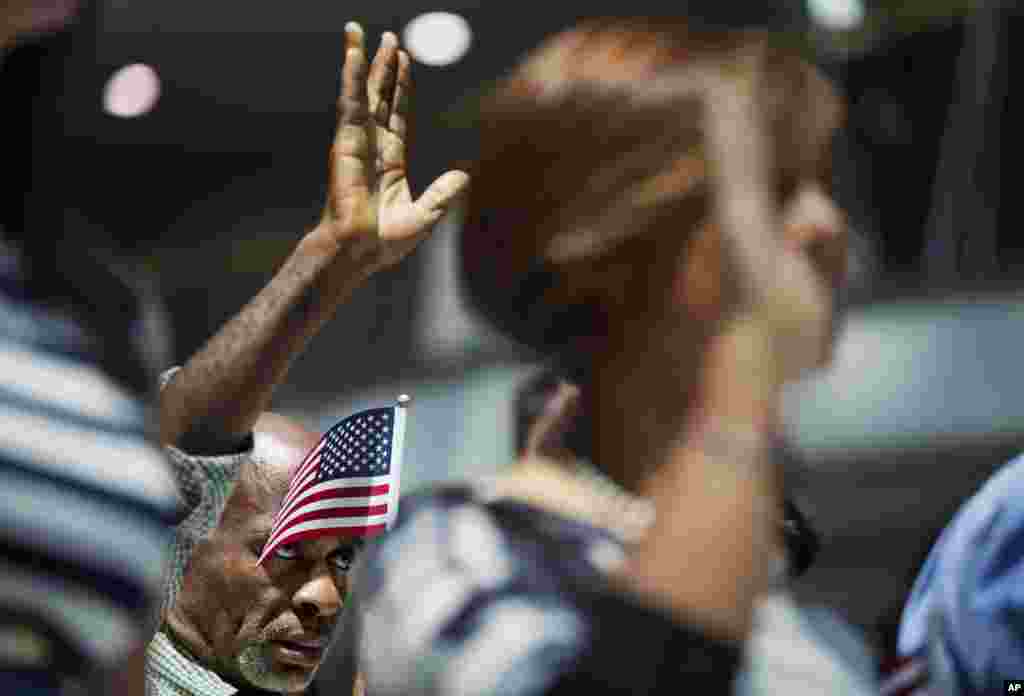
(160, 24, 469, 455)
(703, 54, 831, 385)
(320, 22, 470, 269)
(523, 381, 582, 462)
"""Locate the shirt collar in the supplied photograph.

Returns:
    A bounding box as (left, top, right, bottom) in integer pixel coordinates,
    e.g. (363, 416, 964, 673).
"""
(147, 632, 238, 696)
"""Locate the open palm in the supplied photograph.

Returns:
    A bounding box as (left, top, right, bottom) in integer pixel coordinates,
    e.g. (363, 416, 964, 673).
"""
(322, 23, 469, 269)
(704, 59, 831, 384)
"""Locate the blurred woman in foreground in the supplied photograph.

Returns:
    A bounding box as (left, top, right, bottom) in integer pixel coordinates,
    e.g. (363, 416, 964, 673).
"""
(344, 18, 848, 695)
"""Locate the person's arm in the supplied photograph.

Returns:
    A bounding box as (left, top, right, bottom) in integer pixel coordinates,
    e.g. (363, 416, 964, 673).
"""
(624, 54, 832, 641)
(159, 23, 468, 451)
(158, 227, 376, 453)
(626, 330, 782, 640)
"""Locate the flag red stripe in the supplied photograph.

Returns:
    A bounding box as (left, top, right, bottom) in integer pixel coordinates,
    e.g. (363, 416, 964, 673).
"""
(275, 484, 391, 526)
(298, 484, 390, 502)
(278, 505, 389, 530)
(259, 514, 389, 564)
(290, 440, 325, 487)
(279, 468, 321, 515)
(283, 446, 325, 508)
(281, 468, 317, 514)
(276, 525, 388, 547)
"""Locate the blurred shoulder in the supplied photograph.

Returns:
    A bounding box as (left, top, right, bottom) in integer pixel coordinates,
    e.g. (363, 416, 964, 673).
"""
(366, 478, 621, 577)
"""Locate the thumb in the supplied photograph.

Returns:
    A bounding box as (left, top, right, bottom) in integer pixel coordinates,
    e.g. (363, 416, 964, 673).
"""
(525, 382, 582, 460)
(416, 170, 471, 216)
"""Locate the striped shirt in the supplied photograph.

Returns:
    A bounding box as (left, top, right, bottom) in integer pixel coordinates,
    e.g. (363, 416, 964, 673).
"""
(0, 243, 180, 681)
(145, 367, 253, 696)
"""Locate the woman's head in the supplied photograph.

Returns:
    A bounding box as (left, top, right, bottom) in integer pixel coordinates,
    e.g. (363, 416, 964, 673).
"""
(460, 18, 846, 365)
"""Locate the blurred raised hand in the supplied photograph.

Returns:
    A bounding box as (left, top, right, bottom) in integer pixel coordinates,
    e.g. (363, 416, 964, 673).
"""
(703, 51, 832, 387)
(523, 381, 582, 462)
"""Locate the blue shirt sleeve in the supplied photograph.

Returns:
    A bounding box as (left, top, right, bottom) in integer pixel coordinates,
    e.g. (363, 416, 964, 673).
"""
(899, 454, 1024, 695)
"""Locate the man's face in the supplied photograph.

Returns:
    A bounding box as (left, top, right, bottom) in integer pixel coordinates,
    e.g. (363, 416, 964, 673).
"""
(172, 429, 361, 693)
(231, 515, 359, 692)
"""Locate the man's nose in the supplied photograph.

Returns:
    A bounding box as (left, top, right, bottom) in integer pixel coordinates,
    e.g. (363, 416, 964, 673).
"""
(292, 566, 342, 620)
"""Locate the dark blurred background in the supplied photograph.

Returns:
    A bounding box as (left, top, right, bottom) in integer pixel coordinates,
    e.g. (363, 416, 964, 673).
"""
(16, 0, 1024, 654)
(27, 0, 1021, 385)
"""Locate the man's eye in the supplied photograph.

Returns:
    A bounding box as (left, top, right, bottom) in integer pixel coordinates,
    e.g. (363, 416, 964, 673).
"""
(274, 544, 300, 560)
(330, 550, 356, 572)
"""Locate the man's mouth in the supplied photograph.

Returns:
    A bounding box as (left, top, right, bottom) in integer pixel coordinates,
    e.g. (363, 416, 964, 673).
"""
(270, 637, 326, 668)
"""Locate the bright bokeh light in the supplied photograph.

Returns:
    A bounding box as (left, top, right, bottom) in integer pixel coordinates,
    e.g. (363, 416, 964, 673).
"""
(806, 0, 865, 30)
(402, 12, 472, 67)
(103, 64, 161, 118)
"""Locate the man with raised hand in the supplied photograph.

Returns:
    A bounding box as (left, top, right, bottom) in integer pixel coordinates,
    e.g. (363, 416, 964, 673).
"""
(148, 22, 467, 696)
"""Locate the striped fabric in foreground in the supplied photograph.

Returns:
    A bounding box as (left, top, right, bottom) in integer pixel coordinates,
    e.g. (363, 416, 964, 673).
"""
(258, 403, 407, 564)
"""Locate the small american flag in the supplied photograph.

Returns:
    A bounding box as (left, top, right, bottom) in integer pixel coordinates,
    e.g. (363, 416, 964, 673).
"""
(258, 397, 409, 564)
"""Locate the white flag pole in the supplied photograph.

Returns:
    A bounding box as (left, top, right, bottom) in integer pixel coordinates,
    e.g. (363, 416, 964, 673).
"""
(388, 394, 411, 530)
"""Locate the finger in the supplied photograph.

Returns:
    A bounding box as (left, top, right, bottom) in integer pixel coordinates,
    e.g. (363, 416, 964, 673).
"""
(703, 68, 782, 305)
(525, 382, 582, 459)
(389, 49, 412, 141)
(337, 22, 371, 129)
(344, 20, 364, 53)
(705, 64, 830, 355)
(367, 31, 399, 125)
(414, 170, 471, 215)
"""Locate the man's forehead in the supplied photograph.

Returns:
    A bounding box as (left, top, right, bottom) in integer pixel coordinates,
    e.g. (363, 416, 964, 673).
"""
(253, 413, 321, 484)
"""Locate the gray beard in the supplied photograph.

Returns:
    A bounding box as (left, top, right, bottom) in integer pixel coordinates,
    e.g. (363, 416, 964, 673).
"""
(236, 641, 316, 694)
